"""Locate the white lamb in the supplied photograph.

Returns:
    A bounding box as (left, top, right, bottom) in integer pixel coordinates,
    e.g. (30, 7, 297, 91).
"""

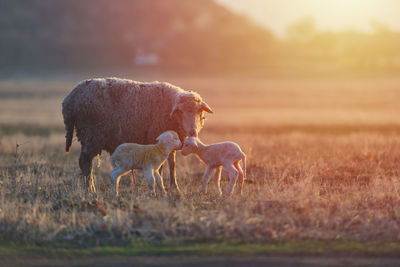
(181, 137, 246, 196)
(110, 131, 182, 196)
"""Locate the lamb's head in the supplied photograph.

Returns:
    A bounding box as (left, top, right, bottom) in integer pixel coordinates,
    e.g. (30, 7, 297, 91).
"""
(170, 91, 213, 139)
(156, 130, 182, 151)
(181, 137, 199, 156)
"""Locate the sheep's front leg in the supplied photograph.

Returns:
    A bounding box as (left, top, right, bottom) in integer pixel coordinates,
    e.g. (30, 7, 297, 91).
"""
(154, 169, 167, 197)
(201, 166, 213, 194)
(225, 164, 239, 197)
(168, 151, 181, 193)
(79, 150, 98, 193)
(143, 168, 156, 195)
(215, 166, 223, 196)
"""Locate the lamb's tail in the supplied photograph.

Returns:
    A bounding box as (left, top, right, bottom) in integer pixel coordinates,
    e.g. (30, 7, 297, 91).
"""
(241, 153, 246, 179)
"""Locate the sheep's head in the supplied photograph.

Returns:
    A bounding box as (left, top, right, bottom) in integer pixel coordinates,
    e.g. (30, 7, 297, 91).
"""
(181, 137, 198, 156)
(156, 130, 182, 151)
(170, 91, 213, 139)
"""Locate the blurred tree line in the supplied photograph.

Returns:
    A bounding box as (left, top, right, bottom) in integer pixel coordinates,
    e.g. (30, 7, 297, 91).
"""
(0, 0, 274, 73)
(284, 16, 400, 74)
(1, 0, 399, 74)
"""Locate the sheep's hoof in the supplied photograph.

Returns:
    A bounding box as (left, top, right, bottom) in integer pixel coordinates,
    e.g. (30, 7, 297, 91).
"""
(169, 184, 182, 193)
(168, 188, 182, 200)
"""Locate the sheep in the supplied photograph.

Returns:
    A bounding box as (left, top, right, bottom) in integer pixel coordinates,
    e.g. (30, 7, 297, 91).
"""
(181, 137, 246, 197)
(62, 77, 213, 193)
(110, 130, 182, 196)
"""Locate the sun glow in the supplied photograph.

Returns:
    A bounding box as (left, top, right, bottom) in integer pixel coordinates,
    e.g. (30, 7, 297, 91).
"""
(216, 0, 400, 36)
(301, 0, 382, 31)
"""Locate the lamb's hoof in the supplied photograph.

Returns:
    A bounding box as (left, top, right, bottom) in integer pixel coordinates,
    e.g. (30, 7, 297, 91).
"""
(148, 191, 157, 198)
(160, 190, 168, 198)
(224, 192, 233, 199)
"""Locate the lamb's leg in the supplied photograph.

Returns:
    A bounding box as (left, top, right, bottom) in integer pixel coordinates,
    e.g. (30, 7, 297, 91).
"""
(79, 149, 98, 193)
(215, 166, 223, 196)
(111, 168, 129, 196)
(131, 169, 135, 192)
(224, 164, 239, 197)
(234, 161, 244, 196)
(143, 168, 156, 195)
(158, 164, 163, 175)
(167, 151, 181, 193)
(154, 170, 167, 197)
(201, 166, 214, 194)
(155, 164, 163, 191)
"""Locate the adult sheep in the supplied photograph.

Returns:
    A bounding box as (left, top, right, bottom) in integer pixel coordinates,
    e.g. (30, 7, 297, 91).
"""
(62, 77, 213, 193)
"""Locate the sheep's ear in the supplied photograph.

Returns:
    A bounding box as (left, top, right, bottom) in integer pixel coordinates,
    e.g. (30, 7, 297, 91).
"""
(201, 101, 213, 113)
(170, 103, 182, 118)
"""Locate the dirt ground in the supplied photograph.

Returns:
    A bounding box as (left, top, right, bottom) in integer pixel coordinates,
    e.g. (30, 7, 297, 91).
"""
(2, 255, 400, 267)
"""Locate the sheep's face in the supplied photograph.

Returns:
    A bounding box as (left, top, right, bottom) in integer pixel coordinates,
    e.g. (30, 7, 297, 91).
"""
(170, 93, 213, 138)
(157, 131, 182, 150)
(181, 109, 204, 138)
(181, 137, 198, 156)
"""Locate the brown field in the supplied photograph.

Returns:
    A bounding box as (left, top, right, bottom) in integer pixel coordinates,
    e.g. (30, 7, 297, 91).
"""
(1, 74, 400, 246)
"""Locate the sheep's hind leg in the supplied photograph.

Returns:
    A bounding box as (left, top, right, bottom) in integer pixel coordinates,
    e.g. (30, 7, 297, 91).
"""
(224, 164, 239, 197)
(234, 161, 244, 196)
(79, 150, 99, 193)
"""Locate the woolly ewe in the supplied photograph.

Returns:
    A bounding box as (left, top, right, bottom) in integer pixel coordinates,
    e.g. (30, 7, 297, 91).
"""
(62, 77, 213, 193)
(181, 137, 246, 196)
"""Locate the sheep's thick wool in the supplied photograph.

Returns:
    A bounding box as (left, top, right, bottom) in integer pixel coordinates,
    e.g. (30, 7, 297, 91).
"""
(62, 77, 204, 154)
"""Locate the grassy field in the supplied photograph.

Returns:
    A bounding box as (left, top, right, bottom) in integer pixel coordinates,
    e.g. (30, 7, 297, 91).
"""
(1, 74, 400, 253)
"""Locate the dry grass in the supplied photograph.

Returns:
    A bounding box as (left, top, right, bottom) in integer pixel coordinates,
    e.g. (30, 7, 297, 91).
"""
(1, 75, 400, 246)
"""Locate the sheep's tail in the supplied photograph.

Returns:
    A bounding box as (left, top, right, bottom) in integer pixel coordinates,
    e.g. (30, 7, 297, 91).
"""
(62, 102, 75, 154)
(64, 119, 74, 153)
(241, 153, 246, 179)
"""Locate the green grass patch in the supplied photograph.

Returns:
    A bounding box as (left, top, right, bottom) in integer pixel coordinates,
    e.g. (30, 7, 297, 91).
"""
(1, 241, 400, 257)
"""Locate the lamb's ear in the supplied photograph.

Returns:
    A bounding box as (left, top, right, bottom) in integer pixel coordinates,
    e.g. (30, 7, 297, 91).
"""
(201, 101, 213, 113)
(156, 134, 164, 142)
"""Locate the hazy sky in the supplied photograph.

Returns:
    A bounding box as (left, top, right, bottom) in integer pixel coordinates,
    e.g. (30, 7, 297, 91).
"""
(216, 0, 400, 37)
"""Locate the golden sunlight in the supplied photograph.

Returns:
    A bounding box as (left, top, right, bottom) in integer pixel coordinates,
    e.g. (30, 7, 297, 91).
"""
(303, 0, 382, 29)
(217, 0, 400, 36)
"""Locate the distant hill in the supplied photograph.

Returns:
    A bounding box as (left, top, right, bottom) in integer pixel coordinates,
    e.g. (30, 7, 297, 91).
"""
(0, 0, 276, 72)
